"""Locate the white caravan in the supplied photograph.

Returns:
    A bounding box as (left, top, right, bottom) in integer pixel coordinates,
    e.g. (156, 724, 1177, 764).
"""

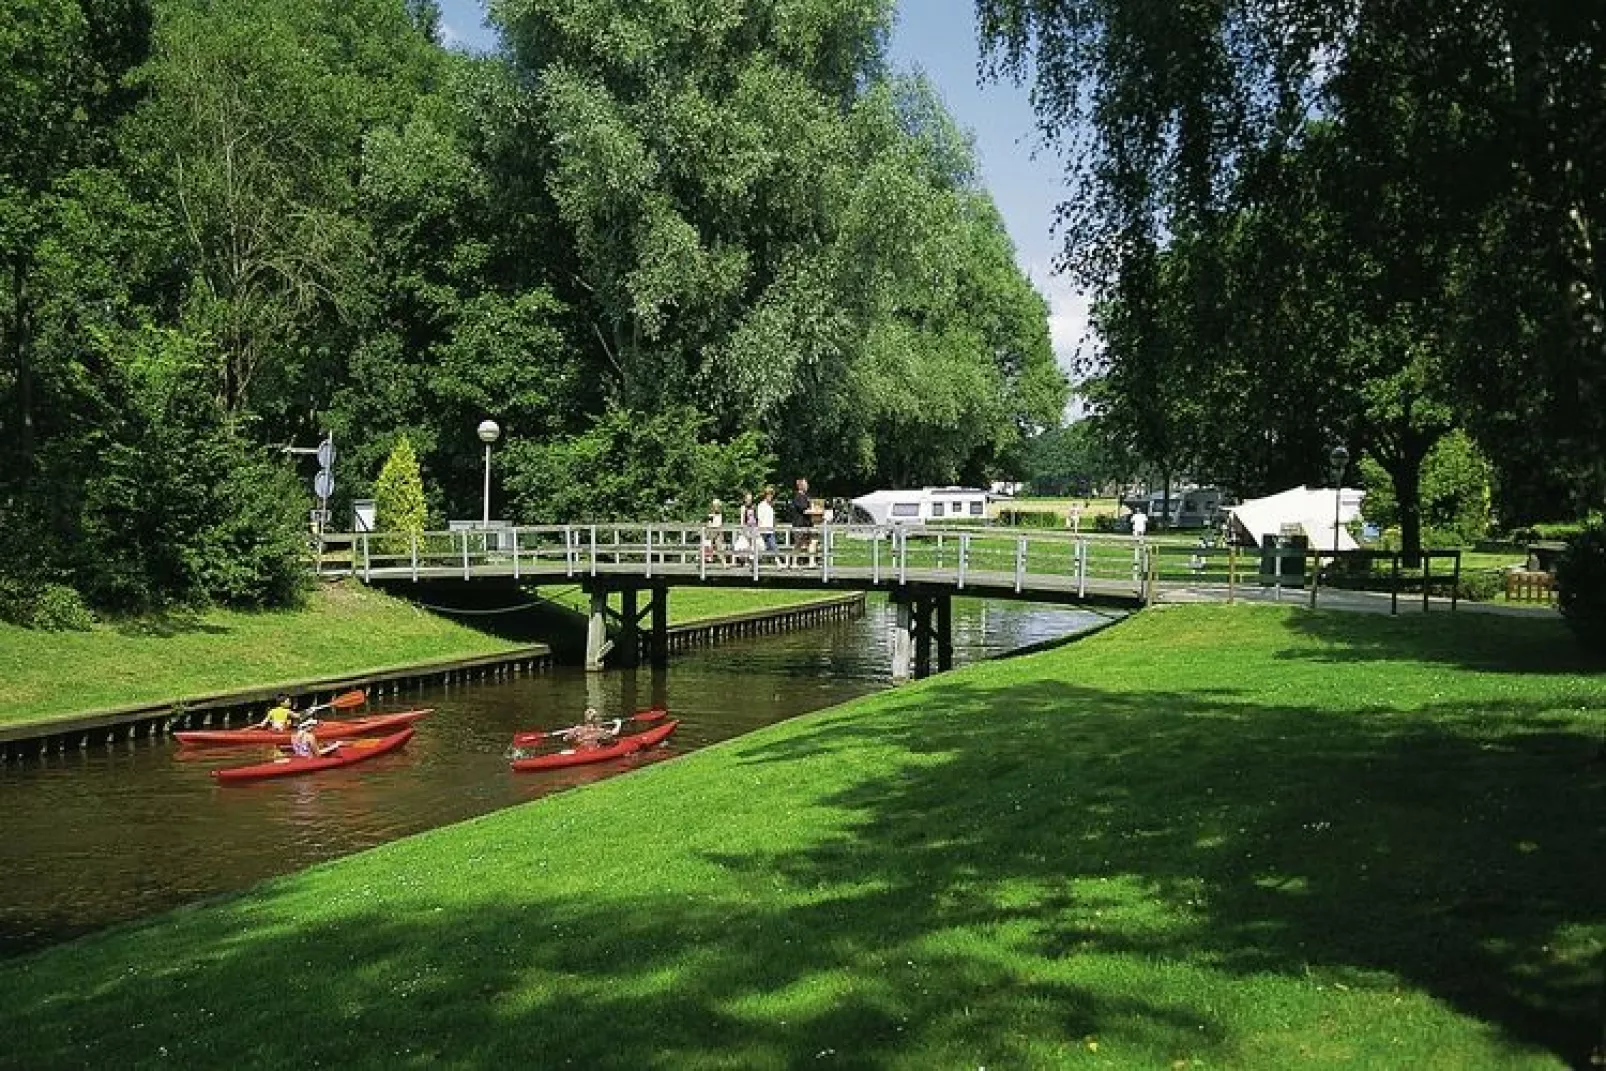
(848, 487, 992, 526)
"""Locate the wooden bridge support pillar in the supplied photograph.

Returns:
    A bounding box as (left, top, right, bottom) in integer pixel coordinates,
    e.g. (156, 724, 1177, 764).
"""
(891, 591, 951, 682)
(583, 583, 669, 672)
(586, 591, 612, 672)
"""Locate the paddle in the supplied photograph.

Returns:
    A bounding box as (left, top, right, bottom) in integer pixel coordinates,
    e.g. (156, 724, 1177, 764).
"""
(302, 689, 367, 717)
(510, 708, 666, 748)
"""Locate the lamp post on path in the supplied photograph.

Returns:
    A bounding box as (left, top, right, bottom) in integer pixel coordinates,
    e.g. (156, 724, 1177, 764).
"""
(1328, 445, 1350, 556)
(478, 419, 500, 528)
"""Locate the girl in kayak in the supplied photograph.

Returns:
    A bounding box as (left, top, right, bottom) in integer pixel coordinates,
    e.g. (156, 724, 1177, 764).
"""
(255, 694, 298, 731)
(563, 707, 622, 750)
(290, 720, 338, 758)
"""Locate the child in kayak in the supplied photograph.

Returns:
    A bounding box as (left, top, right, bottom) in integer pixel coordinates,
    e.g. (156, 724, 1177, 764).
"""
(563, 707, 622, 750)
(290, 720, 339, 759)
(255, 694, 298, 731)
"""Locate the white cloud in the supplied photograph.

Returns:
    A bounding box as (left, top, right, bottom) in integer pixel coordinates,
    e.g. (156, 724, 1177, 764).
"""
(1022, 261, 1098, 423)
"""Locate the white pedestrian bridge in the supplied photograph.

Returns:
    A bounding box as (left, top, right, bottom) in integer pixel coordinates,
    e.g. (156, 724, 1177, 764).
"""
(319, 523, 1166, 679)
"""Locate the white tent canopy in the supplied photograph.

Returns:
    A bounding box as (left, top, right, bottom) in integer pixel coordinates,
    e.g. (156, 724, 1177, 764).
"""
(1228, 485, 1366, 552)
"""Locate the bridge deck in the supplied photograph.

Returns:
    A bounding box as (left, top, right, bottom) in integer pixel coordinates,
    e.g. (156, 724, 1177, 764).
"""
(318, 523, 1155, 609)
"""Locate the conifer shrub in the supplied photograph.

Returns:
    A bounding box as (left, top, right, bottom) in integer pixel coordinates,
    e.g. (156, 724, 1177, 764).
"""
(373, 437, 429, 555)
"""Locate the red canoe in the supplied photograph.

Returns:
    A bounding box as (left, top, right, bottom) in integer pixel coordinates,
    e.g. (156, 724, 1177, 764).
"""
(212, 728, 415, 783)
(510, 720, 678, 772)
(176, 710, 431, 747)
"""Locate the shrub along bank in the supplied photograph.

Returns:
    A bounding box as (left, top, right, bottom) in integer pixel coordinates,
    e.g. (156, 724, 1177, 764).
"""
(1, 604, 1600, 1068)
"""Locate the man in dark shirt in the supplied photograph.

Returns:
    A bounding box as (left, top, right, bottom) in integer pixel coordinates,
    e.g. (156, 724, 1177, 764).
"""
(790, 478, 813, 568)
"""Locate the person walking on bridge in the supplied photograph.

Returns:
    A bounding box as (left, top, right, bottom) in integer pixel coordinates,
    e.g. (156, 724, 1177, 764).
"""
(757, 485, 778, 563)
(790, 478, 815, 568)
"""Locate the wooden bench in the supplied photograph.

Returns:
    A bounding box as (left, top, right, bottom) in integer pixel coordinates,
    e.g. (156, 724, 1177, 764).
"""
(1505, 569, 1556, 604)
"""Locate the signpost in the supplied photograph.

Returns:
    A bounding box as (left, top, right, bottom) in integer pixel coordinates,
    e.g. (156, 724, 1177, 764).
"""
(312, 435, 334, 573)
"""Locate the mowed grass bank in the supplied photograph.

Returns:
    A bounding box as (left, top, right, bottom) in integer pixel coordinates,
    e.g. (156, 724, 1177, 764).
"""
(3, 604, 1602, 1068)
(0, 583, 525, 726)
(0, 583, 848, 727)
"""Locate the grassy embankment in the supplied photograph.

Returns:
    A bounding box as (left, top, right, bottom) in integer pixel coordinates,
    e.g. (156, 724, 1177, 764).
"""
(3, 603, 1601, 1068)
(0, 582, 843, 728)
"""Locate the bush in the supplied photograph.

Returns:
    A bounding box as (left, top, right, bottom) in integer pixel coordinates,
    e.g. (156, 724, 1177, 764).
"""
(374, 436, 428, 555)
(994, 508, 1063, 529)
(33, 584, 95, 631)
(1556, 525, 1606, 654)
(0, 578, 95, 631)
(1453, 569, 1504, 603)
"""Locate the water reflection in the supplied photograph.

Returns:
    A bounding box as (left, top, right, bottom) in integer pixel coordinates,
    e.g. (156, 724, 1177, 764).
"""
(0, 597, 1104, 956)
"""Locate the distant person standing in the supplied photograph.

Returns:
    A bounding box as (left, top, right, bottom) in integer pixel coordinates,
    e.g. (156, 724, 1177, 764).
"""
(756, 485, 778, 561)
(1130, 508, 1148, 539)
(790, 478, 814, 568)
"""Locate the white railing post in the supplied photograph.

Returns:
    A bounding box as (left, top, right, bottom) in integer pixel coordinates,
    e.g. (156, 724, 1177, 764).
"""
(958, 532, 969, 588)
(1015, 537, 1026, 593)
(645, 527, 654, 578)
(698, 525, 707, 580)
(822, 526, 832, 582)
(897, 528, 908, 585)
(752, 526, 760, 581)
(1076, 539, 1087, 598)
(511, 527, 520, 579)
(461, 529, 470, 579)
(589, 526, 598, 576)
(565, 527, 575, 576)
(872, 529, 881, 584)
(363, 533, 372, 581)
(410, 532, 418, 582)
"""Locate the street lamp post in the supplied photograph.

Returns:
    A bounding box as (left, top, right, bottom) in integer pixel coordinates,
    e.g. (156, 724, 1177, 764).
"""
(1328, 445, 1350, 556)
(478, 419, 501, 528)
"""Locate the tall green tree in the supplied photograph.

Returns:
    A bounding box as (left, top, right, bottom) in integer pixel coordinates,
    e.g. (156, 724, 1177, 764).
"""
(977, 0, 1606, 536)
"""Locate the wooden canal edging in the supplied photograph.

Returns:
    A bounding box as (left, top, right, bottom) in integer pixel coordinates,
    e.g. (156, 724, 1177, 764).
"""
(644, 592, 865, 659)
(0, 646, 554, 764)
(0, 593, 872, 763)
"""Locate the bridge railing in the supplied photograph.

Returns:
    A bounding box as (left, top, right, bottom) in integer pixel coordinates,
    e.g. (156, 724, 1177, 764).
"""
(318, 522, 1166, 597)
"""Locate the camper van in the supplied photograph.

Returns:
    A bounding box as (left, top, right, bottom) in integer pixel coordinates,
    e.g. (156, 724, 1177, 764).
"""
(1122, 487, 1228, 530)
(848, 487, 991, 526)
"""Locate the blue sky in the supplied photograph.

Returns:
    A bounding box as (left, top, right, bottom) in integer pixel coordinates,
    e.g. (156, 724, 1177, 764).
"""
(434, 1, 1089, 375)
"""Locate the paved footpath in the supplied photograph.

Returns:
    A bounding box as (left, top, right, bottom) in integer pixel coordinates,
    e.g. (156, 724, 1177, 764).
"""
(1154, 583, 1561, 618)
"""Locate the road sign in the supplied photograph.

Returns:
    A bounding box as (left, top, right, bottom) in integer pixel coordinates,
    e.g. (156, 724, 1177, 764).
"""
(314, 469, 334, 500)
(316, 438, 336, 469)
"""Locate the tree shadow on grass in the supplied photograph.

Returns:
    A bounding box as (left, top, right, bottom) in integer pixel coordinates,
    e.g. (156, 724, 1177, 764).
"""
(725, 676, 1605, 1065)
(0, 670, 1600, 1068)
(109, 610, 231, 638)
(1273, 605, 1605, 675)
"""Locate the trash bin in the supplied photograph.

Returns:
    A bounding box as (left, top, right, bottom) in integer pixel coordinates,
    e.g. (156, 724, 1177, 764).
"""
(1258, 534, 1308, 588)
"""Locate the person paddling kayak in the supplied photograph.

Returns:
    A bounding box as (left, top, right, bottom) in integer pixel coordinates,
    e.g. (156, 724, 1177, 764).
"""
(290, 720, 339, 759)
(562, 707, 622, 750)
(255, 694, 298, 731)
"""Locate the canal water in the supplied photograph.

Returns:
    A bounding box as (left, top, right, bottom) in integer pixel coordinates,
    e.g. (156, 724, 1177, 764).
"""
(1, 597, 1107, 957)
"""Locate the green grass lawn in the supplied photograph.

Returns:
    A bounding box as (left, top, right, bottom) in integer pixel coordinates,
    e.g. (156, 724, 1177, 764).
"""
(0, 583, 525, 726)
(0, 583, 868, 728)
(3, 604, 1601, 1068)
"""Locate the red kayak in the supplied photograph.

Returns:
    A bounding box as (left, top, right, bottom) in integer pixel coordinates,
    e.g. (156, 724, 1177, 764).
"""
(510, 720, 678, 772)
(212, 728, 415, 783)
(510, 707, 668, 748)
(176, 710, 431, 747)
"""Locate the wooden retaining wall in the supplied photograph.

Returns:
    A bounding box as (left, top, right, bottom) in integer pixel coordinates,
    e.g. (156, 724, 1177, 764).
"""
(1, 593, 869, 763)
(641, 593, 866, 658)
(0, 647, 553, 764)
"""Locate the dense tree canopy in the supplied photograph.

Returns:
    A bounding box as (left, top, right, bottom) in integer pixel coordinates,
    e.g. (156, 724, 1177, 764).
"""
(0, 0, 1065, 618)
(979, 0, 1606, 548)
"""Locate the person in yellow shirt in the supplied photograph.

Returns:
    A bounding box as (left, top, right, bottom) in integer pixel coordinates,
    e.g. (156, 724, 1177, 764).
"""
(255, 694, 298, 731)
